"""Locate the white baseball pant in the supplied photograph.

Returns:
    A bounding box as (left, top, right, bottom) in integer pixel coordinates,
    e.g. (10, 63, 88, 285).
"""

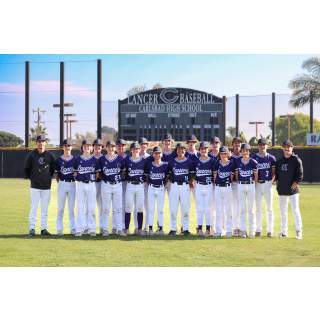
(210, 184, 216, 233)
(215, 185, 233, 234)
(255, 181, 273, 233)
(232, 182, 240, 230)
(125, 183, 144, 214)
(56, 180, 76, 233)
(168, 183, 191, 231)
(147, 185, 165, 227)
(29, 188, 51, 231)
(278, 194, 302, 235)
(76, 181, 96, 234)
(95, 181, 102, 230)
(113, 181, 127, 230)
(238, 183, 256, 233)
(101, 181, 123, 232)
(195, 183, 212, 227)
(133, 182, 148, 229)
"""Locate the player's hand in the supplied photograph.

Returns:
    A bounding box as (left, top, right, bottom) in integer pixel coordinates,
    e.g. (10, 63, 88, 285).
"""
(291, 182, 299, 191)
(189, 180, 195, 189)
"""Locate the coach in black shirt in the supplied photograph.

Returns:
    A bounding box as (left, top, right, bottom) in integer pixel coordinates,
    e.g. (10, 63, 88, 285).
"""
(275, 140, 303, 240)
(24, 135, 55, 236)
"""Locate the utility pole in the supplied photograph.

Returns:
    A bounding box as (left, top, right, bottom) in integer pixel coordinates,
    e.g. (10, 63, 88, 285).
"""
(32, 107, 46, 129)
(64, 113, 77, 140)
(249, 121, 265, 137)
(280, 114, 295, 140)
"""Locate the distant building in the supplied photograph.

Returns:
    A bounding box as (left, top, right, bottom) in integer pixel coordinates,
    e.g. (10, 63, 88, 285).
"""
(118, 87, 225, 142)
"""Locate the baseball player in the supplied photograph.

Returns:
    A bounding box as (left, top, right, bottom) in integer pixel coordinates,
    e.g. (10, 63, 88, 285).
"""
(230, 137, 242, 237)
(275, 140, 303, 240)
(168, 143, 194, 236)
(74, 140, 100, 237)
(24, 134, 55, 236)
(124, 142, 147, 235)
(92, 139, 104, 235)
(251, 138, 276, 237)
(161, 133, 176, 163)
(113, 138, 128, 232)
(145, 146, 170, 235)
(235, 143, 258, 238)
(99, 140, 126, 236)
(55, 138, 77, 236)
(185, 134, 199, 161)
(208, 136, 221, 234)
(213, 146, 235, 238)
(193, 141, 215, 237)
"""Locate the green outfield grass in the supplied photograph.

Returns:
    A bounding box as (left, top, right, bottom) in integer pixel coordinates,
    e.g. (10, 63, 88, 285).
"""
(0, 179, 319, 266)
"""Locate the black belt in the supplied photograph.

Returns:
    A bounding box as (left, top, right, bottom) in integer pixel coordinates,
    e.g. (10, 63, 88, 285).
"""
(174, 182, 188, 185)
(128, 181, 142, 185)
(103, 180, 120, 185)
(239, 181, 254, 185)
(79, 180, 94, 184)
(196, 181, 211, 185)
(149, 184, 164, 188)
(215, 183, 231, 187)
(60, 179, 74, 182)
(258, 180, 271, 184)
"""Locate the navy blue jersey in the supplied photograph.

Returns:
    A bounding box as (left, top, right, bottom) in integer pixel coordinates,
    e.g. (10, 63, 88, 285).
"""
(193, 157, 215, 184)
(236, 158, 258, 182)
(168, 157, 195, 184)
(99, 154, 125, 183)
(93, 154, 103, 182)
(185, 150, 199, 162)
(251, 153, 276, 181)
(55, 155, 77, 181)
(214, 160, 236, 184)
(162, 150, 177, 163)
(124, 156, 147, 183)
(208, 152, 219, 160)
(145, 162, 169, 186)
(74, 155, 100, 182)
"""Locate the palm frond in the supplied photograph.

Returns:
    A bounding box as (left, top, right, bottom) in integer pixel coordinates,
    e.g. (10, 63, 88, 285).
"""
(289, 74, 320, 90)
(302, 56, 320, 77)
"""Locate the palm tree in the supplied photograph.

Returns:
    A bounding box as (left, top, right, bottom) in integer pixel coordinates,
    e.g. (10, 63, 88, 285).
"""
(289, 56, 320, 108)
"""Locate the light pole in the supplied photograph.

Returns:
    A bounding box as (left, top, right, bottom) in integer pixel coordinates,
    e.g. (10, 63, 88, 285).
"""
(280, 114, 294, 140)
(249, 121, 265, 137)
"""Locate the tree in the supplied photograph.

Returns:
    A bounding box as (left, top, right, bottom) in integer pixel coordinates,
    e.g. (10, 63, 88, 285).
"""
(30, 124, 49, 142)
(127, 85, 148, 97)
(101, 125, 118, 142)
(152, 83, 163, 89)
(225, 126, 247, 145)
(289, 56, 320, 108)
(0, 131, 23, 147)
(74, 132, 97, 148)
(269, 112, 320, 146)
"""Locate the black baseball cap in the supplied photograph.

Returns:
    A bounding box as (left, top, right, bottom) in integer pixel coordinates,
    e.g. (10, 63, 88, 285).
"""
(258, 138, 268, 145)
(219, 146, 229, 153)
(199, 141, 210, 148)
(163, 133, 173, 141)
(116, 138, 126, 146)
(176, 143, 186, 149)
(81, 139, 91, 145)
(153, 146, 162, 153)
(138, 137, 148, 144)
(186, 134, 197, 142)
(282, 139, 293, 147)
(36, 134, 47, 142)
(130, 142, 140, 149)
(106, 140, 116, 146)
(62, 138, 72, 146)
(93, 138, 103, 146)
(210, 136, 221, 144)
(241, 143, 251, 150)
(232, 137, 242, 144)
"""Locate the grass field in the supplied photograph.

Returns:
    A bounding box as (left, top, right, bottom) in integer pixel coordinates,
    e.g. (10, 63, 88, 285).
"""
(0, 179, 319, 266)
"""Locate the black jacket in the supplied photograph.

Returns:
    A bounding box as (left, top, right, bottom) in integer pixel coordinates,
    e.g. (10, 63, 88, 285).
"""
(24, 149, 56, 190)
(275, 154, 303, 196)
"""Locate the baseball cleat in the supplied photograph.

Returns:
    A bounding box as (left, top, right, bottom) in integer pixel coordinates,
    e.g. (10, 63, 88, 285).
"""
(279, 232, 288, 238)
(89, 232, 96, 237)
(168, 230, 176, 236)
(148, 230, 154, 236)
(70, 229, 76, 235)
(267, 232, 273, 238)
(118, 230, 127, 237)
(102, 230, 109, 237)
(156, 229, 164, 236)
(204, 230, 211, 237)
(197, 229, 204, 236)
(214, 232, 222, 238)
(75, 232, 82, 237)
(226, 232, 232, 238)
(255, 231, 262, 237)
(57, 231, 64, 236)
(183, 230, 191, 236)
(41, 229, 51, 236)
(124, 229, 130, 235)
(135, 229, 142, 236)
(233, 229, 240, 237)
(83, 229, 89, 235)
(239, 230, 247, 238)
(249, 232, 255, 239)
(296, 230, 303, 240)
(29, 229, 36, 237)
(111, 228, 117, 235)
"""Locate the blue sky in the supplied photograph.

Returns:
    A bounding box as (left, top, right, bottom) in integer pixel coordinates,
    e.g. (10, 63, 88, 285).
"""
(0, 54, 318, 144)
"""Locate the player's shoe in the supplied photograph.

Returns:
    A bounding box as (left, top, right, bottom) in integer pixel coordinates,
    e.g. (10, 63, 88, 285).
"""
(124, 229, 130, 236)
(214, 232, 222, 238)
(148, 230, 154, 236)
(249, 232, 255, 239)
(41, 229, 51, 236)
(83, 229, 89, 235)
(204, 230, 211, 237)
(75, 232, 82, 237)
(29, 229, 36, 237)
(278, 232, 288, 238)
(239, 230, 247, 238)
(226, 232, 232, 238)
(156, 229, 164, 236)
(296, 230, 303, 240)
(89, 232, 96, 237)
(135, 229, 142, 236)
(70, 229, 76, 235)
(111, 228, 117, 235)
(267, 232, 273, 238)
(102, 230, 109, 237)
(168, 230, 176, 236)
(118, 230, 127, 237)
(57, 231, 64, 236)
(255, 231, 262, 237)
(183, 230, 191, 236)
(197, 229, 204, 236)
(233, 229, 240, 237)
